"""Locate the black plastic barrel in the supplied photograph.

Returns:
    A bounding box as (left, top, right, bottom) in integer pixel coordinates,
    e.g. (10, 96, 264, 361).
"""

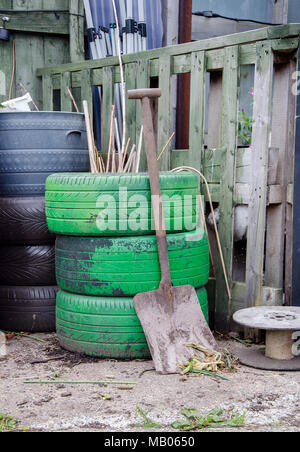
(0, 112, 90, 196)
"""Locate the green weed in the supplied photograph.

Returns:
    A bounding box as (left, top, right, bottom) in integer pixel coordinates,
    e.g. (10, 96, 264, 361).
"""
(135, 406, 161, 429)
(0, 413, 19, 432)
(172, 407, 246, 431)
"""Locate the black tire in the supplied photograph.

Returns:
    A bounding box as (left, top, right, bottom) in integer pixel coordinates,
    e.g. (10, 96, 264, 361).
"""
(0, 286, 58, 332)
(55, 229, 209, 297)
(0, 151, 90, 197)
(0, 197, 55, 245)
(0, 245, 56, 286)
(56, 288, 209, 359)
(0, 112, 90, 197)
(45, 172, 199, 236)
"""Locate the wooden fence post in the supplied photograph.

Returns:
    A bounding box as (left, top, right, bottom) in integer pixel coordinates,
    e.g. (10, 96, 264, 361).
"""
(69, 0, 85, 63)
(214, 46, 239, 332)
(245, 42, 274, 310)
(188, 51, 206, 169)
(158, 55, 172, 170)
(60, 71, 72, 112)
(42, 74, 53, 110)
(265, 61, 296, 303)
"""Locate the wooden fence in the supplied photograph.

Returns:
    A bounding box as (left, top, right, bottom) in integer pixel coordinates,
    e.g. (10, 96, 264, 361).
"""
(0, 0, 84, 107)
(37, 24, 300, 332)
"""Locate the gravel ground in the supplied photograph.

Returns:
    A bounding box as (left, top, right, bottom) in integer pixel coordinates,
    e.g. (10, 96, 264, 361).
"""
(0, 333, 299, 433)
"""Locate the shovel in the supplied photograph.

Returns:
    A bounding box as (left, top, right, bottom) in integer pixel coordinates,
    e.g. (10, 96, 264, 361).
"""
(128, 88, 218, 374)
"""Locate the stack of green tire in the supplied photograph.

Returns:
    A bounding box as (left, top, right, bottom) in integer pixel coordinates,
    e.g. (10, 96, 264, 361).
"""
(45, 172, 210, 359)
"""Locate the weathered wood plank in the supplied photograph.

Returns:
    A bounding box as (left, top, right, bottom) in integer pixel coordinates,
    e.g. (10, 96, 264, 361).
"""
(207, 72, 222, 148)
(81, 69, 93, 115)
(231, 282, 283, 316)
(69, 0, 85, 62)
(188, 51, 206, 168)
(206, 49, 224, 71)
(158, 55, 172, 170)
(135, 60, 150, 171)
(125, 63, 137, 156)
(171, 150, 189, 169)
(0, 1, 13, 101)
(201, 148, 225, 183)
(265, 63, 294, 290)
(215, 46, 239, 332)
(245, 42, 274, 309)
(42, 74, 53, 110)
(0, 10, 70, 35)
(37, 25, 300, 77)
(0, 36, 14, 102)
(101, 67, 114, 154)
(60, 71, 72, 111)
(285, 59, 297, 305)
(236, 147, 279, 185)
(272, 0, 289, 24)
(206, 71, 223, 286)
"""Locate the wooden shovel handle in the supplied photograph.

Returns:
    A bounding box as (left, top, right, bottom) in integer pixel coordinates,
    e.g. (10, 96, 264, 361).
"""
(128, 88, 162, 100)
(128, 89, 172, 289)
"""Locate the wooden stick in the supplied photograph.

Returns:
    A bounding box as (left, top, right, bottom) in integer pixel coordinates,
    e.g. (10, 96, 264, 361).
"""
(24, 380, 137, 385)
(98, 154, 104, 173)
(19, 82, 39, 111)
(94, 146, 102, 173)
(0, 330, 46, 343)
(112, 0, 126, 155)
(121, 137, 131, 171)
(106, 105, 115, 173)
(111, 123, 116, 173)
(8, 40, 15, 101)
(112, 143, 116, 173)
(124, 144, 136, 173)
(91, 123, 101, 173)
(99, 153, 105, 173)
(135, 126, 144, 173)
(67, 87, 80, 113)
(83, 100, 98, 174)
(130, 151, 137, 173)
(157, 132, 175, 162)
(114, 117, 122, 173)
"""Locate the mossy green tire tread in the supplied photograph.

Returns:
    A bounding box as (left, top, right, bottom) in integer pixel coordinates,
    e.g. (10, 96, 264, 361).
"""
(56, 288, 209, 359)
(55, 228, 209, 297)
(46, 172, 199, 236)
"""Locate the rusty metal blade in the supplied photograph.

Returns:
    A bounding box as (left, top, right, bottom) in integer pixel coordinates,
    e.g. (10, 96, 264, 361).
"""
(134, 285, 218, 374)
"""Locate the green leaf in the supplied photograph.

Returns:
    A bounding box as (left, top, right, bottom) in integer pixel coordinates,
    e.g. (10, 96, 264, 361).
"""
(171, 420, 193, 430)
(190, 370, 230, 381)
(181, 408, 200, 419)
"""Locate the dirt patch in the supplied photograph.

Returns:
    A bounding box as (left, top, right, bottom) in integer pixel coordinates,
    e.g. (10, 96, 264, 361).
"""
(0, 333, 299, 432)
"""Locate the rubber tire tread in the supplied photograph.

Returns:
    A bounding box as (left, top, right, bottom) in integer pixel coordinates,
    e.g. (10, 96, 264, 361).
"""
(55, 229, 209, 297)
(45, 172, 199, 236)
(0, 197, 55, 245)
(0, 286, 58, 332)
(0, 245, 56, 286)
(56, 288, 209, 359)
(0, 151, 90, 197)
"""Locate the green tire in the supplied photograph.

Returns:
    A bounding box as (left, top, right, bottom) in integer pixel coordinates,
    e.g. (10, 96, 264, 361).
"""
(56, 288, 209, 359)
(55, 229, 209, 297)
(46, 172, 199, 236)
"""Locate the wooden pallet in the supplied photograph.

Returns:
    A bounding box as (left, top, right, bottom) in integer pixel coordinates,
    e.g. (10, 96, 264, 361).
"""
(37, 24, 300, 332)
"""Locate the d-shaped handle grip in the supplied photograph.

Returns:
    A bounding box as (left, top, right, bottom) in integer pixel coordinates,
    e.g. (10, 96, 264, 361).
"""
(127, 88, 162, 100)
